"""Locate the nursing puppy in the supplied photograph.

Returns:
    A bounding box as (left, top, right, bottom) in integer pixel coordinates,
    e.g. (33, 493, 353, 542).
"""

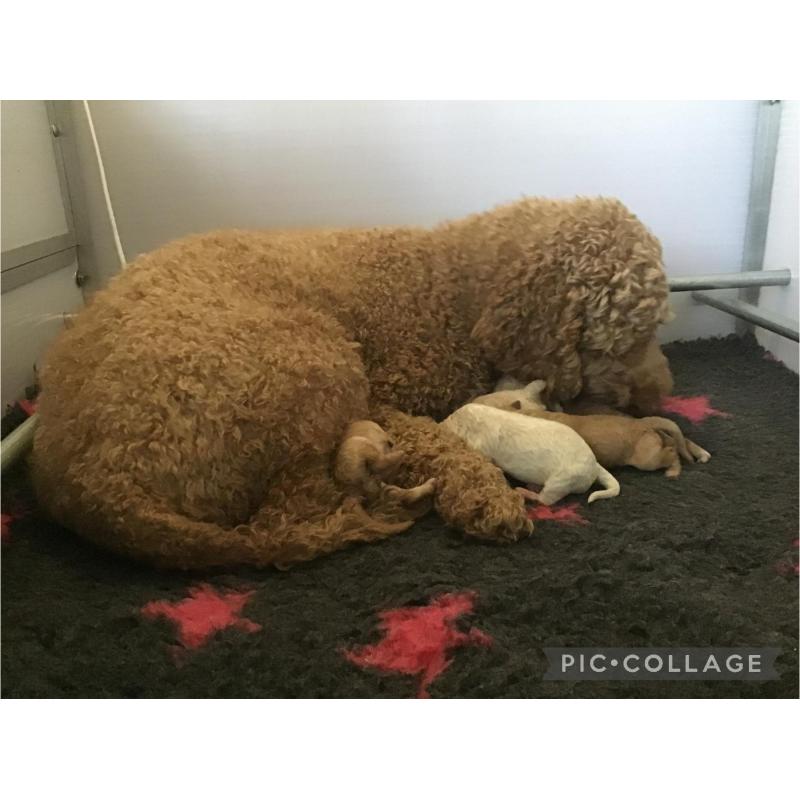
(441, 403, 619, 505)
(335, 420, 437, 503)
(476, 381, 710, 478)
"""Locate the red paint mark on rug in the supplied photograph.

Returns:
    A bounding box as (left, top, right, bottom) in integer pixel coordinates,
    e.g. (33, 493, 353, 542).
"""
(661, 395, 732, 424)
(774, 561, 799, 577)
(527, 502, 588, 525)
(1, 503, 29, 544)
(343, 592, 492, 698)
(774, 538, 800, 577)
(18, 398, 37, 416)
(141, 584, 261, 650)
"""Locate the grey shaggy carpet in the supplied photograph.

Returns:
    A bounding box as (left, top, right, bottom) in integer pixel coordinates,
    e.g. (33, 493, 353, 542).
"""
(1, 334, 798, 698)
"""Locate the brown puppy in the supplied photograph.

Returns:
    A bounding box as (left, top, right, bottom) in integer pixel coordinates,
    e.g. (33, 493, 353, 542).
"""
(335, 420, 437, 503)
(559, 397, 711, 464)
(474, 382, 710, 478)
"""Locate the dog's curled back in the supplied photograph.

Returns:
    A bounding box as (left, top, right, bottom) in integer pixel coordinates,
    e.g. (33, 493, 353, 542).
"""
(32, 196, 672, 568)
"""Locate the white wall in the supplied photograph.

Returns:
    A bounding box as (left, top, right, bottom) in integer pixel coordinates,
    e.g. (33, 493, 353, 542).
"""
(1, 101, 70, 251)
(756, 101, 798, 371)
(81, 101, 758, 341)
(1, 266, 84, 409)
(1, 101, 85, 410)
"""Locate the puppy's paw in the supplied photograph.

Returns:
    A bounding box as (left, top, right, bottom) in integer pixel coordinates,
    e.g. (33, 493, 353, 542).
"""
(419, 477, 437, 493)
(695, 448, 711, 463)
(686, 439, 711, 463)
(515, 486, 541, 504)
(385, 477, 437, 505)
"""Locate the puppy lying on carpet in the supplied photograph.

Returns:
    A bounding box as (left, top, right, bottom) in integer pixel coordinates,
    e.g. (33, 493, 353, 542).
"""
(442, 403, 619, 505)
(477, 380, 710, 478)
(335, 421, 437, 503)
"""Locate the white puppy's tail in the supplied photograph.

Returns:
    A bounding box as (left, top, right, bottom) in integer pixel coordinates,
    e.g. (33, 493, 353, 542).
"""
(588, 467, 620, 503)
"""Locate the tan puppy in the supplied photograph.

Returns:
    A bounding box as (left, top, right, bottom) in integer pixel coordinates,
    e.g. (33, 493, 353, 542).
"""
(335, 420, 437, 503)
(474, 381, 710, 479)
(559, 398, 712, 465)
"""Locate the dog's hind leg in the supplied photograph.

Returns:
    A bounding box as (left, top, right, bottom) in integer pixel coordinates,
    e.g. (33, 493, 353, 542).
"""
(536, 474, 580, 506)
(33, 301, 384, 568)
(663, 450, 682, 478)
(250, 455, 419, 568)
(686, 438, 711, 463)
(629, 431, 681, 477)
(48, 449, 420, 570)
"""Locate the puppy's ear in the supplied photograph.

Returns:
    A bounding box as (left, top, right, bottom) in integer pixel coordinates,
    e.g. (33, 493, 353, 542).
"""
(525, 379, 547, 396)
(511, 400, 522, 410)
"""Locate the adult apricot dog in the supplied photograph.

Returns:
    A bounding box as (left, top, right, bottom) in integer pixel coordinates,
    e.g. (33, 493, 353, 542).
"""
(33, 196, 672, 568)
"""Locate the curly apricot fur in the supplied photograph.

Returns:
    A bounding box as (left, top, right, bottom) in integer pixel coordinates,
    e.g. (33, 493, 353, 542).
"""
(32, 196, 670, 568)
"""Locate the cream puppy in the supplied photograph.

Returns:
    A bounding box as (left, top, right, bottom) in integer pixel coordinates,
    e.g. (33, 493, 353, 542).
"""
(441, 403, 619, 505)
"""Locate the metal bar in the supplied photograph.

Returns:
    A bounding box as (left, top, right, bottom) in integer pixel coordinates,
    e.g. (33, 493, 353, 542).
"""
(1, 232, 76, 272)
(669, 269, 791, 292)
(44, 100, 77, 236)
(737, 100, 783, 333)
(49, 101, 98, 295)
(692, 291, 799, 342)
(0, 415, 38, 474)
(1, 247, 77, 293)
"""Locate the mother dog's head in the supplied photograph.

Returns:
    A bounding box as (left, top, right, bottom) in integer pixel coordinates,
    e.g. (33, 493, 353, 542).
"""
(469, 197, 673, 415)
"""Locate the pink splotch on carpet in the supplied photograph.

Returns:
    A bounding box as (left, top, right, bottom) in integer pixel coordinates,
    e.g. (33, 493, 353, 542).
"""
(18, 398, 37, 417)
(1, 514, 14, 544)
(661, 395, 732, 424)
(1, 503, 29, 544)
(774, 561, 799, 577)
(527, 502, 588, 525)
(343, 591, 492, 698)
(774, 538, 800, 577)
(141, 584, 262, 650)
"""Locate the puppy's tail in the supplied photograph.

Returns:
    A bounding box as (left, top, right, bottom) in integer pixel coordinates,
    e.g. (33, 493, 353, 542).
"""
(641, 417, 694, 462)
(588, 466, 620, 503)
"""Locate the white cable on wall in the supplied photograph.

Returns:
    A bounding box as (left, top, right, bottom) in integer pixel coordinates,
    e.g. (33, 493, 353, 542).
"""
(82, 100, 127, 268)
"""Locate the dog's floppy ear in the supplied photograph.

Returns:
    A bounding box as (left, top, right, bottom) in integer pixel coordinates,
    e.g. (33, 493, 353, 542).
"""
(525, 379, 547, 397)
(471, 243, 585, 401)
(511, 400, 522, 409)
